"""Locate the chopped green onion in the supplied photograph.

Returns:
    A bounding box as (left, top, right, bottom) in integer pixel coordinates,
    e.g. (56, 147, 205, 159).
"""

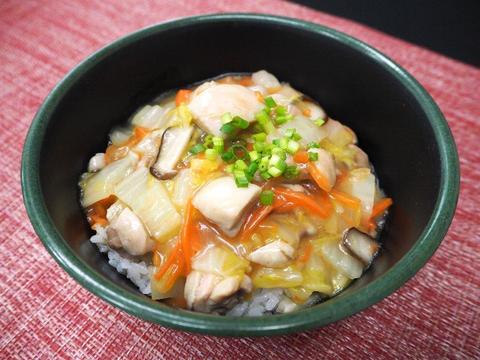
(221, 150, 235, 162)
(308, 151, 319, 161)
(234, 170, 249, 187)
(220, 122, 236, 135)
(225, 164, 234, 173)
(205, 148, 218, 160)
(285, 128, 295, 138)
(271, 147, 286, 160)
(260, 171, 272, 180)
(268, 166, 283, 177)
(276, 106, 287, 116)
(221, 112, 233, 124)
(259, 156, 269, 171)
(189, 144, 206, 154)
(291, 131, 302, 141)
(255, 110, 275, 133)
(269, 154, 281, 168)
(212, 136, 224, 153)
(284, 165, 299, 179)
(264, 96, 277, 108)
(260, 190, 274, 205)
(275, 115, 289, 125)
(235, 159, 248, 170)
(249, 150, 260, 162)
(286, 140, 300, 154)
(253, 142, 266, 152)
(252, 132, 267, 142)
(246, 162, 258, 177)
(232, 116, 250, 130)
(279, 137, 288, 150)
(307, 142, 320, 149)
(272, 139, 280, 146)
(230, 144, 248, 159)
(314, 118, 326, 127)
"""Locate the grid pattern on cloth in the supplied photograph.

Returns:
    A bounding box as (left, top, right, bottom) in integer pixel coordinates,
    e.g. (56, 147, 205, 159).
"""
(0, 1, 479, 359)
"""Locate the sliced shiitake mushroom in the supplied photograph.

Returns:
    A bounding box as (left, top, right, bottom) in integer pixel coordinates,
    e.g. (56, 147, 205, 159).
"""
(342, 227, 380, 266)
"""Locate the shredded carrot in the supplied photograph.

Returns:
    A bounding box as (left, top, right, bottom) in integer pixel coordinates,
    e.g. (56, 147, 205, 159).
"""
(293, 151, 309, 163)
(175, 89, 192, 106)
(298, 242, 313, 263)
(307, 163, 332, 192)
(330, 189, 361, 210)
(164, 259, 184, 290)
(267, 86, 282, 94)
(255, 91, 264, 103)
(238, 77, 254, 86)
(273, 187, 330, 218)
(181, 200, 199, 273)
(240, 205, 274, 242)
(302, 108, 312, 117)
(371, 198, 393, 219)
(133, 126, 149, 141)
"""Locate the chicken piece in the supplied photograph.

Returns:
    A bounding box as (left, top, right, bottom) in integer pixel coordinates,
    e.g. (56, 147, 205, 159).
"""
(310, 148, 337, 191)
(302, 101, 326, 120)
(251, 70, 280, 89)
(188, 82, 263, 137)
(184, 271, 251, 312)
(247, 240, 295, 268)
(105, 202, 154, 256)
(323, 119, 357, 146)
(88, 153, 106, 172)
(192, 176, 261, 237)
(150, 126, 193, 179)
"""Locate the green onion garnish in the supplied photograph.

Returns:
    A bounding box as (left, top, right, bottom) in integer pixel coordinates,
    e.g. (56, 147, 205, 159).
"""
(212, 136, 224, 153)
(286, 140, 300, 154)
(279, 137, 288, 150)
(259, 156, 269, 172)
(255, 110, 275, 133)
(232, 116, 250, 130)
(260, 171, 272, 180)
(189, 144, 206, 154)
(221, 149, 235, 162)
(276, 106, 287, 116)
(248, 151, 260, 162)
(271, 147, 286, 160)
(205, 148, 218, 160)
(268, 166, 283, 177)
(235, 159, 248, 170)
(246, 162, 259, 178)
(260, 190, 274, 205)
(220, 122, 236, 135)
(234, 170, 249, 187)
(314, 118, 326, 127)
(308, 151, 319, 161)
(275, 115, 289, 125)
(307, 142, 320, 149)
(225, 164, 234, 173)
(252, 132, 267, 142)
(230, 144, 248, 159)
(254, 142, 266, 152)
(264, 96, 277, 108)
(203, 134, 213, 148)
(284, 165, 299, 179)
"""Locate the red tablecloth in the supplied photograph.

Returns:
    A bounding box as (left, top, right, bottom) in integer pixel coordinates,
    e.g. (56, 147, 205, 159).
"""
(1, 1, 479, 358)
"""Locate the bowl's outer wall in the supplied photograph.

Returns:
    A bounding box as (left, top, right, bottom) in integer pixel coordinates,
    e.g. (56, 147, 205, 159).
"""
(23, 15, 458, 336)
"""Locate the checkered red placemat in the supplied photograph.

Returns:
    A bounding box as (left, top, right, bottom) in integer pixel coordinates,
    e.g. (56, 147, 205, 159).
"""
(1, 1, 479, 358)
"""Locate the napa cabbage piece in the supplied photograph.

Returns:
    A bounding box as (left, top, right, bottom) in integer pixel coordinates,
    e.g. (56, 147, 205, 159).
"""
(189, 158, 222, 186)
(320, 138, 356, 168)
(172, 169, 199, 210)
(192, 246, 250, 278)
(131, 104, 172, 129)
(109, 127, 132, 146)
(114, 167, 181, 241)
(302, 250, 334, 295)
(151, 273, 185, 300)
(80, 152, 138, 207)
(320, 238, 363, 279)
(251, 265, 303, 288)
(166, 103, 193, 128)
(338, 168, 376, 221)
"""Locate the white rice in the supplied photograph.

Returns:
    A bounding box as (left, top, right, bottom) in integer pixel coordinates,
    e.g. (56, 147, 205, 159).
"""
(91, 227, 303, 315)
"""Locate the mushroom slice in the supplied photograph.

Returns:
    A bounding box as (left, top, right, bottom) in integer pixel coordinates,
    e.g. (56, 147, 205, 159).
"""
(343, 227, 380, 265)
(248, 240, 295, 268)
(192, 176, 261, 237)
(150, 126, 193, 179)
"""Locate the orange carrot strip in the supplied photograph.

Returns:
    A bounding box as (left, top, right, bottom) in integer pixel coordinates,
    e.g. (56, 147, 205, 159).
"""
(273, 187, 330, 218)
(293, 151, 309, 164)
(298, 242, 313, 263)
(240, 205, 274, 242)
(133, 126, 149, 141)
(154, 244, 181, 280)
(371, 198, 393, 219)
(238, 77, 253, 86)
(330, 189, 361, 210)
(307, 163, 331, 192)
(302, 108, 312, 117)
(181, 200, 198, 273)
(255, 91, 264, 103)
(175, 89, 192, 106)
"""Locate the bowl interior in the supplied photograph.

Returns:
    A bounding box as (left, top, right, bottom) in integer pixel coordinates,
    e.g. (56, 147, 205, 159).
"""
(23, 15, 457, 336)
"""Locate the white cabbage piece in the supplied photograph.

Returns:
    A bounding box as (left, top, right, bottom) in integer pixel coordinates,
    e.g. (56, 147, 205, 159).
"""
(131, 104, 171, 129)
(320, 240, 364, 279)
(192, 246, 250, 278)
(80, 152, 138, 207)
(172, 168, 196, 209)
(114, 167, 181, 241)
(109, 127, 132, 146)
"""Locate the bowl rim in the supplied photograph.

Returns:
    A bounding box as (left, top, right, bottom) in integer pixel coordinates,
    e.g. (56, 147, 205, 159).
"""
(21, 13, 460, 337)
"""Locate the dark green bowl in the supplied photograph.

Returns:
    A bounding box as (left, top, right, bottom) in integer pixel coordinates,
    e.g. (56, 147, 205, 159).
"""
(21, 14, 459, 336)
